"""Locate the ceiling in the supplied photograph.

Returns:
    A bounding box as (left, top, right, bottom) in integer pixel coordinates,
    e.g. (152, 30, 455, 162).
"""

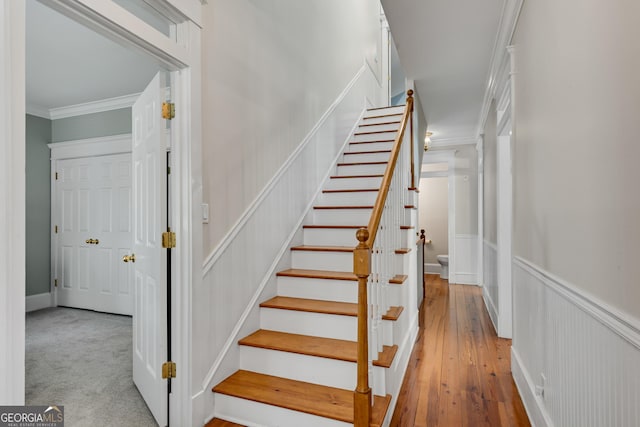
(26, 0, 162, 116)
(381, 0, 505, 143)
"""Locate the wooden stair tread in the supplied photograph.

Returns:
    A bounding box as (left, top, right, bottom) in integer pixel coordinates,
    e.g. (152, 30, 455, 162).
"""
(363, 113, 403, 120)
(343, 149, 392, 155)
(213, 370, 391, 426)
(239, 329, 397, 368)
(330, 174, 384, 179)
(322, 188, 379, 193)
(260, 296, 404, 321)
(204, 419, 245, 427)
(359, 120, 401, 127)
(291, 245, 354, 253)
(367, 105, 405, 111)
(390, 274, 408, 284)
(314, 205, 373, 209)
(303, 224, 365, 229)
(400, 225, 415, 230)
(349, 139, 395, 144)
(337, 161, 388, 166)
(354, 130, 397, 136)
(395, 248, 412, 254)
(276, 268, 356, 281)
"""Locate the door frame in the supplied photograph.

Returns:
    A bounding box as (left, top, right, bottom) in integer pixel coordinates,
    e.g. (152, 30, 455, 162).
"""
(420, 150, 457, 282)
(2, 2, 203, 425)
(49, 134, 133, 311)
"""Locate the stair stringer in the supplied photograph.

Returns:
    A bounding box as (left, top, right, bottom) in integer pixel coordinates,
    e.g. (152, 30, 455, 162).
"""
(198, 105, 368, 426)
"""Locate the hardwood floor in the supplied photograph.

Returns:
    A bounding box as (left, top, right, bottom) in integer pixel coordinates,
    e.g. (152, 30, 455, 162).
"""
(390, 275, 531, 427)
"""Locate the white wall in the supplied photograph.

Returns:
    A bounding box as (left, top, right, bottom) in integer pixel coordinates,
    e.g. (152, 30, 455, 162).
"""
(201, 0, 382, 254)
(511, 0, 640, 424)
(193, 1, 384, 423)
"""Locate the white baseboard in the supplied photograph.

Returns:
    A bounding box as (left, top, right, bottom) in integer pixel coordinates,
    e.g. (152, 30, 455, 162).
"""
(425, 263, 440, 274)
(25, 292, 52, 312)
(511, 348, 552, 427)
(454, 272, 478, 285)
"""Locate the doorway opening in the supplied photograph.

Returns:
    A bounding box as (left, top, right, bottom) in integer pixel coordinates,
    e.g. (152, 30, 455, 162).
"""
(23, 1, 195, 425)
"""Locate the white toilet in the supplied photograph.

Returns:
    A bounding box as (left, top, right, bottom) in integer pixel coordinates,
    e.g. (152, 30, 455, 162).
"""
(437, 255, 449, 280)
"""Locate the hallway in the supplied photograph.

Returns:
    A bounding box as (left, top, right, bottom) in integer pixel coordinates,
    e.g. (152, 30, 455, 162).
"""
(391, 276, 530, 426)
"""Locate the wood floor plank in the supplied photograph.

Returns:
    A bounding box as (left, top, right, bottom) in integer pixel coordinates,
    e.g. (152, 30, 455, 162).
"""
(390, 276, 531, 427)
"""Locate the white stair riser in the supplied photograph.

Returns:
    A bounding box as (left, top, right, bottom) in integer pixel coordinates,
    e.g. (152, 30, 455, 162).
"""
(361, 114, 403, 125)
(277, 276, 357, 302)
(319, 191, 378, 206)
(342, 151, 390, 163)
(356, 123, 399, 133)
(352, 131, 397, 143)
(324, 176, 383, 191)
(313, 208, 371, 226)
(214, 394, 351, 427)
(335, 163, 387, 176)
(240, 346, 388, 395)
(364, 106, 406, 117)
(291, 250, 353, 271)
(347, 141, 394, 152)
(260, 308, 357, 340)
(303, 228, 361, 246)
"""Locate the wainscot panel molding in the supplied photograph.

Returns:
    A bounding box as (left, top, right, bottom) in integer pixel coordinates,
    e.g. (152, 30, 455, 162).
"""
(482, 239, 498, 330)
(454, 234, 478, 285)
(195, 64, 379, 417)
(513, 256, 640, 427)
(25, 292, 52, 313)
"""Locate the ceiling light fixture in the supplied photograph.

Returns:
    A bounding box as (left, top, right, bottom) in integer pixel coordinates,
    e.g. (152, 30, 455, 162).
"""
(424, 131, 433, 151)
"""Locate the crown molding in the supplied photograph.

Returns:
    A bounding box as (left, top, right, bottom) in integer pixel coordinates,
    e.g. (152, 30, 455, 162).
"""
(48, 93, 141, 120)
(25, 104, 51, 119)
(476, 0, 524, 136)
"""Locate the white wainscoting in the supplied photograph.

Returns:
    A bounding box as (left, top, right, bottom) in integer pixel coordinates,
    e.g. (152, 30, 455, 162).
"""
(512, 257, 640, 427)
(25, 293, 52, 313)
(453, 234, 478, 285)
(482, 240, 498, 330)
(425, 263, 441, 275)
(192, 64, 381, 423)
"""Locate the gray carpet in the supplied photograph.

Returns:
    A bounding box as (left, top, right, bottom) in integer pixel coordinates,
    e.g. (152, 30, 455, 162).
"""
(26, 307, 158, 427)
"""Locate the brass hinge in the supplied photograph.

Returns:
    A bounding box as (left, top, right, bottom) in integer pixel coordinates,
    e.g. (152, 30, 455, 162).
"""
(54, 225, 58, 234)
(54, 279, 58, 288)
(162, 102, 175, 120)
(162, 361, 176, 379)
(162, 230, 176, 249)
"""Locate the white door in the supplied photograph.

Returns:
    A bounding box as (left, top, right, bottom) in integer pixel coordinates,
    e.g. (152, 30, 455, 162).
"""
(55, 154, 133, 315)
(130, 72, 168, 426)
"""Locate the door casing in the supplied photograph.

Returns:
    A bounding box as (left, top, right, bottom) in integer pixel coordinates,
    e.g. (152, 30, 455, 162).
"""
(1, 2, 203, 425)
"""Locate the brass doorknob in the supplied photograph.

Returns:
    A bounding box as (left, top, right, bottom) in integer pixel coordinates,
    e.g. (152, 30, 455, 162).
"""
(122, 254, 136, 263)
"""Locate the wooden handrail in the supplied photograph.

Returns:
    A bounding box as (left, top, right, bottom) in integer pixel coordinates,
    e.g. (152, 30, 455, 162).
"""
(352, 91, 415, 427)
(364, 91, 414, 247)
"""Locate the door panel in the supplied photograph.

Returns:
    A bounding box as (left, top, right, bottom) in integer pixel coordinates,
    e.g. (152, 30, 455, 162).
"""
(54, 154, 133, 315)
(131, 71, 167, 427)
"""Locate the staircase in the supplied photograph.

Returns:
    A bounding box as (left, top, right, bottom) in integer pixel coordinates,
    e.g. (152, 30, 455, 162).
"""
(207, 105, 415, 427)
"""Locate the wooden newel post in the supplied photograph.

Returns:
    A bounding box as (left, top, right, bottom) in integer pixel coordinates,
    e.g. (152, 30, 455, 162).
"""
(353, 228, 372, 427)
